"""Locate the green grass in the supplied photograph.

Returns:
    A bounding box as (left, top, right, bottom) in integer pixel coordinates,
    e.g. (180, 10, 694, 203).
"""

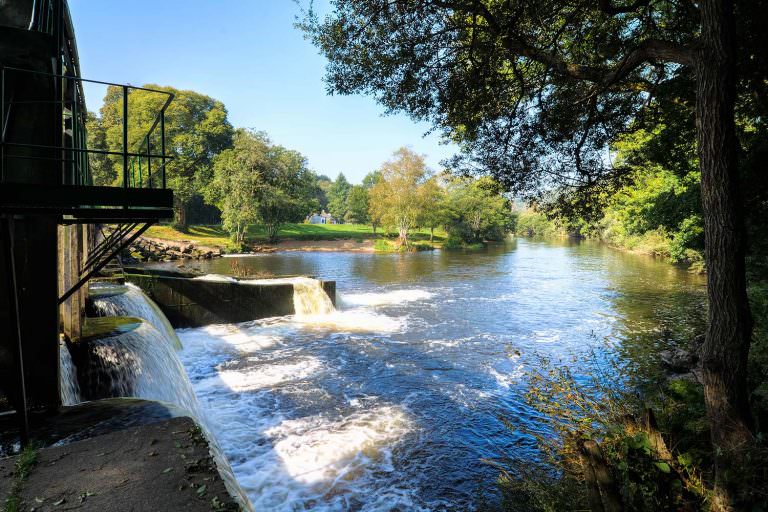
(5, 445, 38, 512)
(144, 223, 446, 249)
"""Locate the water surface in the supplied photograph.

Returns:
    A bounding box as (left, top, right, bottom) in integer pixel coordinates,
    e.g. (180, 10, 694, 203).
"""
(154, 239, 706, 511)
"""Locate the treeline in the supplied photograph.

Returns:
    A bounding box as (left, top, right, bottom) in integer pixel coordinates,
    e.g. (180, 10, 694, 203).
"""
(514, 127, 710, 273)
(86, 85, 512, 247)
(366, 147, 512, 247)
(87, 85, 333, 232)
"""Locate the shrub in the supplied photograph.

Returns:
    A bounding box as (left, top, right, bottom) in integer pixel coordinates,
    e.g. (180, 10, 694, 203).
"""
(374, 239, 394, 252)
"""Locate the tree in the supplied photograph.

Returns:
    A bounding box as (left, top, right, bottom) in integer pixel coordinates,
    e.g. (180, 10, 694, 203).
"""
(363, 170, 384, 234)
(446, 176, 510, 243)
(368, 148, 430, 244)
(85, 112, 115, 187)
(304, 2, 767, 504)
(314, 174, 333, 210)
(99, 85, 233, 229)
(362, 170, 382, 190)
(206, 131, 261, 245)
(207, 129, 317, 243)
(418, 176, 448, 242)
(345, 185, 370, 224)
(327, 172, 351, 221)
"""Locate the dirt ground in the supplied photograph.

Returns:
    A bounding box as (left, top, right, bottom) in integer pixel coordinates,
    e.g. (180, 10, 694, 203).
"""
(256, 238, 375, 252)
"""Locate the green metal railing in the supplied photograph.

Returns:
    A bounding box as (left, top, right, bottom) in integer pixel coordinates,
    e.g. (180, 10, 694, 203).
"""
(0, 65, 173, 189)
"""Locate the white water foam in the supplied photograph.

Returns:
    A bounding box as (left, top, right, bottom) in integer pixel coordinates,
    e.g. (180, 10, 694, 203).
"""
(339, 289, 434, 308)
(193, 273, 238, 283)
(201, 358, 324, 393)
(290, 309, 404, 333)
(265, 406, 410, 484)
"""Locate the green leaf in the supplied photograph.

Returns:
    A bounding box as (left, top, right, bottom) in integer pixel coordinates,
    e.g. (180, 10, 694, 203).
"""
(654, 461, 671, 473)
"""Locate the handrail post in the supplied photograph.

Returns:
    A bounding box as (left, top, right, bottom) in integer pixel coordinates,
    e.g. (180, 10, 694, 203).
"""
(72, 77, 78, 184)
(122, 85, 128, 188)
(160, 110, 166, 189)
(147, 135, 152, 188)
(1, 66, 5, 184)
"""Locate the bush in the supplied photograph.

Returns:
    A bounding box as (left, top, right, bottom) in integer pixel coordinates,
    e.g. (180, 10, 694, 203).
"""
(374, 239, 395, 252)
(442, 235, 483, 250)
(494, 357, 711, 512)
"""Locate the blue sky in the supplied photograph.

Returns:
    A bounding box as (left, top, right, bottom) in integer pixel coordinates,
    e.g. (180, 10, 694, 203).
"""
(69, 0, 456, 184)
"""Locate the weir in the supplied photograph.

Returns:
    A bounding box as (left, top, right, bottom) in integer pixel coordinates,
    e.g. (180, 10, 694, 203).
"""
(124, 268, 337, 327)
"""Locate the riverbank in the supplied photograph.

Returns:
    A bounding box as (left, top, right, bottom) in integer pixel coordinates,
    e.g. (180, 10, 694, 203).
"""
(120, 223, 448, 261)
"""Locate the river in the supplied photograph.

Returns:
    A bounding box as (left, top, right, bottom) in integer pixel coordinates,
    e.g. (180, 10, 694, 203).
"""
(149, 238, 706, 511)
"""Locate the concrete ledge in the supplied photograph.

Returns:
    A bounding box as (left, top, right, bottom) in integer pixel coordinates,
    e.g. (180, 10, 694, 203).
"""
(123, 269, 336, 328)
(0, 416, 240, 511)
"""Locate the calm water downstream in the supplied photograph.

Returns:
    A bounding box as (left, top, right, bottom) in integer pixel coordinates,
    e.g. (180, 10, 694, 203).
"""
(149, 238, 706, 511)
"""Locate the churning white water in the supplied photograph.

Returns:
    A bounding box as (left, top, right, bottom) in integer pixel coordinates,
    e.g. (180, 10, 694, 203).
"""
(59, 341, 81, 406)
(174, 280, 442, 511)
(91, 282, 182, 350)
(339, 289, 435, 308)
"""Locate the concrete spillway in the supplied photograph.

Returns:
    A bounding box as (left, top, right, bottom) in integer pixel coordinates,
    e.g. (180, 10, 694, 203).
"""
(122, 268, 337, 327)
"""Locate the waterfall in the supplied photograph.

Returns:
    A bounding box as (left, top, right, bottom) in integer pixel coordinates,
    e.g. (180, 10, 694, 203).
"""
(237, 276, 336, 316)
(59, 342, 81, 406)
(290, 277, 335, 316)
(82, 321, 200, 414)
(91, 282, 182, 350)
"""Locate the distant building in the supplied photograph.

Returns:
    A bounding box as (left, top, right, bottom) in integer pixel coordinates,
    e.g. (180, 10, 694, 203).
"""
(307, 210, 337, 224)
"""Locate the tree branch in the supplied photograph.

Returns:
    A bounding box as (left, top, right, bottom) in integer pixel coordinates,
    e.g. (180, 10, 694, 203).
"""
(502, 36, 694, 86)
(430, 0, 695, 86)
(596, 0, 651, 16)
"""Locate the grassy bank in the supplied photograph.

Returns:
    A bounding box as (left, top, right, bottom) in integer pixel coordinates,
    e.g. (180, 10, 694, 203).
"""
(143, 223, 447, 251)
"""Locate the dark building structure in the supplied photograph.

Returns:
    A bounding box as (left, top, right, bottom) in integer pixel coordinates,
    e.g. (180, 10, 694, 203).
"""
(0, 0, 173, 444)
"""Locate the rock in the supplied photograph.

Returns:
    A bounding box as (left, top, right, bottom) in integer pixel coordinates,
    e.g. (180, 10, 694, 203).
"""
(661, 347, 698, 373)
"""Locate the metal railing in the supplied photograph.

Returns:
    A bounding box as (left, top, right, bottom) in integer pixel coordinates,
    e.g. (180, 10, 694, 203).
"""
(0, 65, 173, 190)
(28, 0, 55, 34)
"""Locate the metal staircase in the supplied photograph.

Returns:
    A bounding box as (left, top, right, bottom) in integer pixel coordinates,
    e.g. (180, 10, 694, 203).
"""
(58, 222, 148, 304)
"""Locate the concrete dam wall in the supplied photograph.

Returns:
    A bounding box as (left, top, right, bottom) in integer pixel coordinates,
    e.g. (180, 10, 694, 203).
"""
(117, 268, 337, 328)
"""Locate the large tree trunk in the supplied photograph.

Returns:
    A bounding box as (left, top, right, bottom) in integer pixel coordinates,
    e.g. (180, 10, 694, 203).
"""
(696, 0, 755, 508)
(176, 201, 189, 232)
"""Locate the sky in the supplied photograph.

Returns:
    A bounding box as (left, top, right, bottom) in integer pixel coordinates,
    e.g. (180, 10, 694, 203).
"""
(68, 0, 457, 184)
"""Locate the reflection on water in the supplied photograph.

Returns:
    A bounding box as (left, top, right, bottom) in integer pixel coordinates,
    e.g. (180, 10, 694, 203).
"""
(149, 238, 706, 511)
